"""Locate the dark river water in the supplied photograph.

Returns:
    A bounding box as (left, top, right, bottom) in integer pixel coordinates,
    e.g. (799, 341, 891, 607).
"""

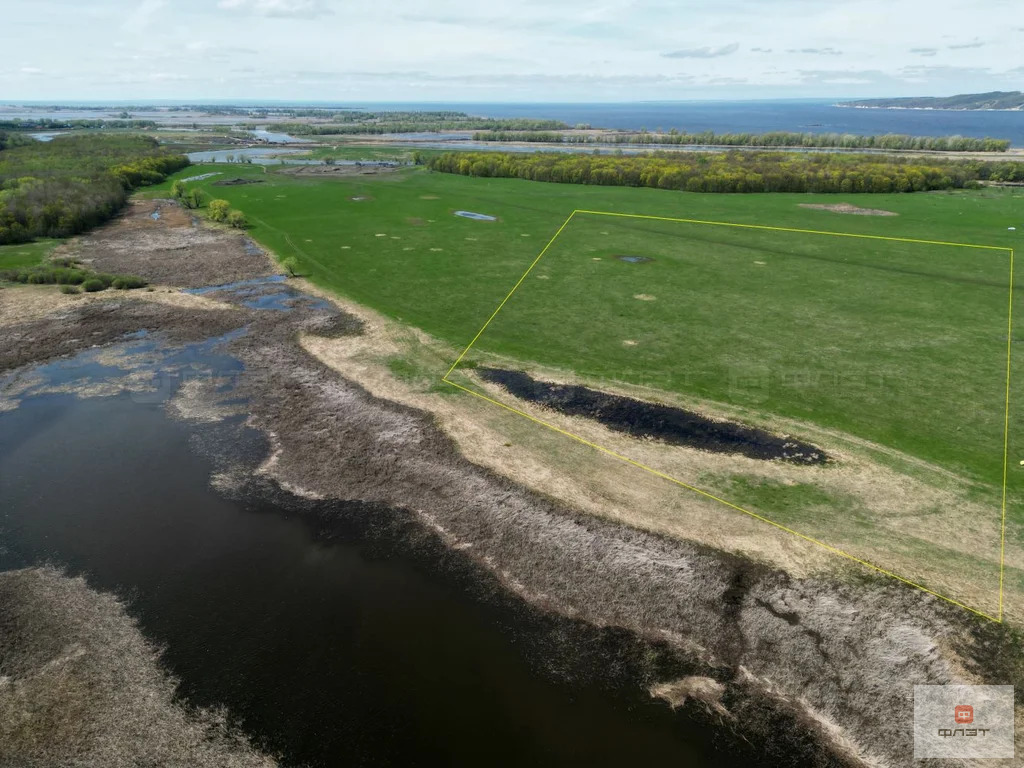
(0, 333, 783, 767)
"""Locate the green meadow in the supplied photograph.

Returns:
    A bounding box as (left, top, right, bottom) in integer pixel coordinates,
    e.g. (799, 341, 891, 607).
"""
(149, 164, 1023, 501)
(0, 239, 60, 270)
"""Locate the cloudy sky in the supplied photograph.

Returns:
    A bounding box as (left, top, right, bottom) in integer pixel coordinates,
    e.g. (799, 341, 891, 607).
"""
(3, 0, 1023, 102)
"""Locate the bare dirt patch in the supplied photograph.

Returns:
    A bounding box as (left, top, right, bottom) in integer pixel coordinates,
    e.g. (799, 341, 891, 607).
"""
(797, 203, 898, 216)
(282, 164, 402, 178)
(62, 199, 278, 290)
(634, 293, 656, 301)
(212, 178, 264, 187)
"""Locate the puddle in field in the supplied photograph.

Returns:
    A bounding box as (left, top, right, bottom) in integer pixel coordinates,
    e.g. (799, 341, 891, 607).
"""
(616, 255, 654, 264)
(454, 211, 497, 221)
(478, 368, 829, 465)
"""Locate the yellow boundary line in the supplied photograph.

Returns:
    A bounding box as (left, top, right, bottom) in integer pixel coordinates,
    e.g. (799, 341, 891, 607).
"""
(442, 209, 1015, 623)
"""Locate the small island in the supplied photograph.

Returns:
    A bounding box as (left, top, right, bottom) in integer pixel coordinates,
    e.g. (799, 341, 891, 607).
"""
(837, 90, 1024, 111)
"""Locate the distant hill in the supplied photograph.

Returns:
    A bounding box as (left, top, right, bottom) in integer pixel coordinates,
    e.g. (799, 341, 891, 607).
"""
(838, 91, 1024, 111)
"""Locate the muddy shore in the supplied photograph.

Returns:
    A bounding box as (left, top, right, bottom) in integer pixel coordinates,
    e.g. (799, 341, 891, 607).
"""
(1, 198, 1021, 766)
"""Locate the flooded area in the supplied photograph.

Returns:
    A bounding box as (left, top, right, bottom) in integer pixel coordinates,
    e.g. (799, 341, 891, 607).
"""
(0, 314, 764, 768)
(478, 368, 829, 464)
(184, 274, 333, 312)
(185, 147, 404, 166)
(185, 147, 316, 164)
(249, 128, 309, 144)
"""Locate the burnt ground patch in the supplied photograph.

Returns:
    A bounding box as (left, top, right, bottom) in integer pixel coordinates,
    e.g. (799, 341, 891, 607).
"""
(212, 178, 265, 186)
(477, 368, 829, 465)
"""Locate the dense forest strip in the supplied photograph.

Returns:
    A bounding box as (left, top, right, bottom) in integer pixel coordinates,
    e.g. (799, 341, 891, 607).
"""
(0, 134, 188, 244)
(0, 118, 159, 131)
(471, 130, 1011, 152)
(266, 113, 568, 135)
(427, 150, 1024, 193)
(839, 91, 1024, 111)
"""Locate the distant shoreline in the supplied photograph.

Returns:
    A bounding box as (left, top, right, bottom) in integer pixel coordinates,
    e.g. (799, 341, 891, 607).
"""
(834, 104, 1024, 112)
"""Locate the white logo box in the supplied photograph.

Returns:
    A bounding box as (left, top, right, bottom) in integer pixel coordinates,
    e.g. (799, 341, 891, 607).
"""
(914, 685, 1014, 759)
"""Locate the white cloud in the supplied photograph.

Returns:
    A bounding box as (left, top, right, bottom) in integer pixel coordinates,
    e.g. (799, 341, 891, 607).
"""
(663, 43, 739, 59)
(217, 0, 332, 18)
(1, 0, 1023, 100)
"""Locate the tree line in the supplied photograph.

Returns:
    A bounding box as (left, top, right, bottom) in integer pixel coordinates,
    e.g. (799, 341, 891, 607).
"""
(267, 113, 568, 136)
(0, 118, 159, 131)
(0, 135, 189, 245)
(427, 150, 1024, 193)
(471, 130, 1011, 153)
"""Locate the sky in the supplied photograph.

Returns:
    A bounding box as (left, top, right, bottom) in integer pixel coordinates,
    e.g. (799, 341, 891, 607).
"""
(2, 0, 1023, 102)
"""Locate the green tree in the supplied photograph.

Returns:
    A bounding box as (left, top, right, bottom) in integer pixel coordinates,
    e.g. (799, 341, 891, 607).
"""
(170, 180, 185, 199)
(208, 199, 231, 222)
(181, 188, 203, 209)
(226, 210, 247, 228)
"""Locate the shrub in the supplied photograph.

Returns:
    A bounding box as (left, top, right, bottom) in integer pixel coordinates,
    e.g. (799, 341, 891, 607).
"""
(226, 210, 247, 229)
(59, 284, 80, 294)
(111, 275, 147, 289)
(82, 278, 106, 292)
(208, 199, 231, 222)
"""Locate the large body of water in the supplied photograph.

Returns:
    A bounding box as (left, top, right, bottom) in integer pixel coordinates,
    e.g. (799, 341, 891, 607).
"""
(363, 100, 1024, 145)
(6, 99, 1024, 144)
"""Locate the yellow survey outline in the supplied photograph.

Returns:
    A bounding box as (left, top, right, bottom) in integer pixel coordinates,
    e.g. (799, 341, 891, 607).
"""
(443, 209, 1015, 623)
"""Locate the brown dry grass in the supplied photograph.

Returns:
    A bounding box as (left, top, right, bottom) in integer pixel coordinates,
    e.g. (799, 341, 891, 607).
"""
(797, 203, 898, 216)
(0, 567, 277, 768)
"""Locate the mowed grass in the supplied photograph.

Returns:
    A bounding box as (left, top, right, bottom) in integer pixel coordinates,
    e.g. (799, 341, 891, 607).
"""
(151, 164, 1023, 499)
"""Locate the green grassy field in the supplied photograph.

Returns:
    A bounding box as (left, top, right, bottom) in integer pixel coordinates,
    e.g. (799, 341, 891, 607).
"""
(149, 163, 1022, 508)
(0, 239, 60, 270)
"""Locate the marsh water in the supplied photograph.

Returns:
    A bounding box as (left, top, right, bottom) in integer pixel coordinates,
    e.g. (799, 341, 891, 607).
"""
(0, 330, 784, 767)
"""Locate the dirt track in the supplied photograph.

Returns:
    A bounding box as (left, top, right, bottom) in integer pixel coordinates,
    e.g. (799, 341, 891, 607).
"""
(2, 198, 1022, 767)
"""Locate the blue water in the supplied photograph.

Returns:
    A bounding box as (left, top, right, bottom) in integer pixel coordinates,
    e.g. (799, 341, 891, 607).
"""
(361, 100, 1024, 145)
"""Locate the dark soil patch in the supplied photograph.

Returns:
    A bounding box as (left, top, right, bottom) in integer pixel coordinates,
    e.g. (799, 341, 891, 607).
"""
(616, 255, 654, 264)
(478, 368, 829, 465)
(212, 178, 264, 187)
